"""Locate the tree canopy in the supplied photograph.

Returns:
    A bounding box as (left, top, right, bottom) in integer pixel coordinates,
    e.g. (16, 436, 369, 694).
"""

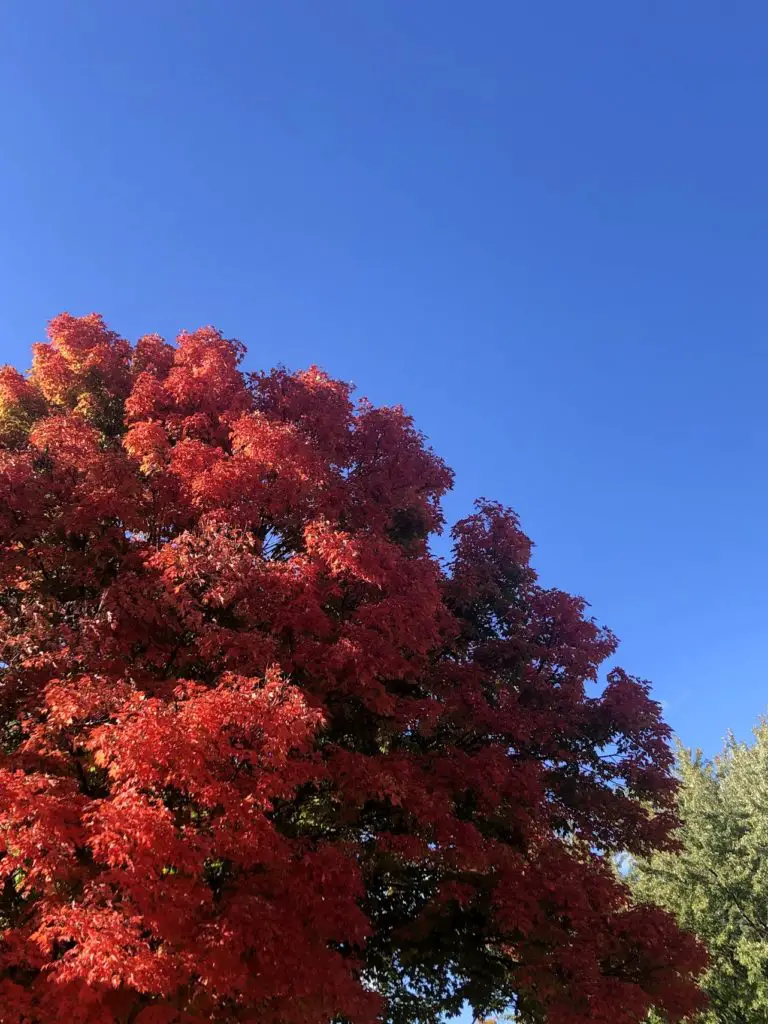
(0, 314, 704, 1024)
(633, 724, 768, 1023)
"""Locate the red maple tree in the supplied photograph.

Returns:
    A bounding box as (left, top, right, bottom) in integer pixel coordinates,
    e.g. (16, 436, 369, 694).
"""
(0, 315, 704, 1024)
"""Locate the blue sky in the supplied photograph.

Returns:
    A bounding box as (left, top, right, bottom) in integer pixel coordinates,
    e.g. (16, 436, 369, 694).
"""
(2, 0, 768, 774)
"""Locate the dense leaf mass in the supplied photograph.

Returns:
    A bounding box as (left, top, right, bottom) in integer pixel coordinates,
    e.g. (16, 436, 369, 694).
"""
(634, 727, 768, 1023)
(0, 315, 704, 1023)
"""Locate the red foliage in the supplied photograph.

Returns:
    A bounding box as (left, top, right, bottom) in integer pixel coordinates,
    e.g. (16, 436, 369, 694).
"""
(0, 315, 705, 1023)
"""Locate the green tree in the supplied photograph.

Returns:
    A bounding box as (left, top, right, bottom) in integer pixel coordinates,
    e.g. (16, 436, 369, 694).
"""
(633, 723, 768, 1022)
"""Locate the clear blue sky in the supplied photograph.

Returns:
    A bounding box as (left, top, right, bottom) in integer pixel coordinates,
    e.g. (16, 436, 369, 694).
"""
(2, 0, 767, 772)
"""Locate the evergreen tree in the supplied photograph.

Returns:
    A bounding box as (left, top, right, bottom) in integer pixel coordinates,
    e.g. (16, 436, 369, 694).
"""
(633, 724, 768, 1022)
